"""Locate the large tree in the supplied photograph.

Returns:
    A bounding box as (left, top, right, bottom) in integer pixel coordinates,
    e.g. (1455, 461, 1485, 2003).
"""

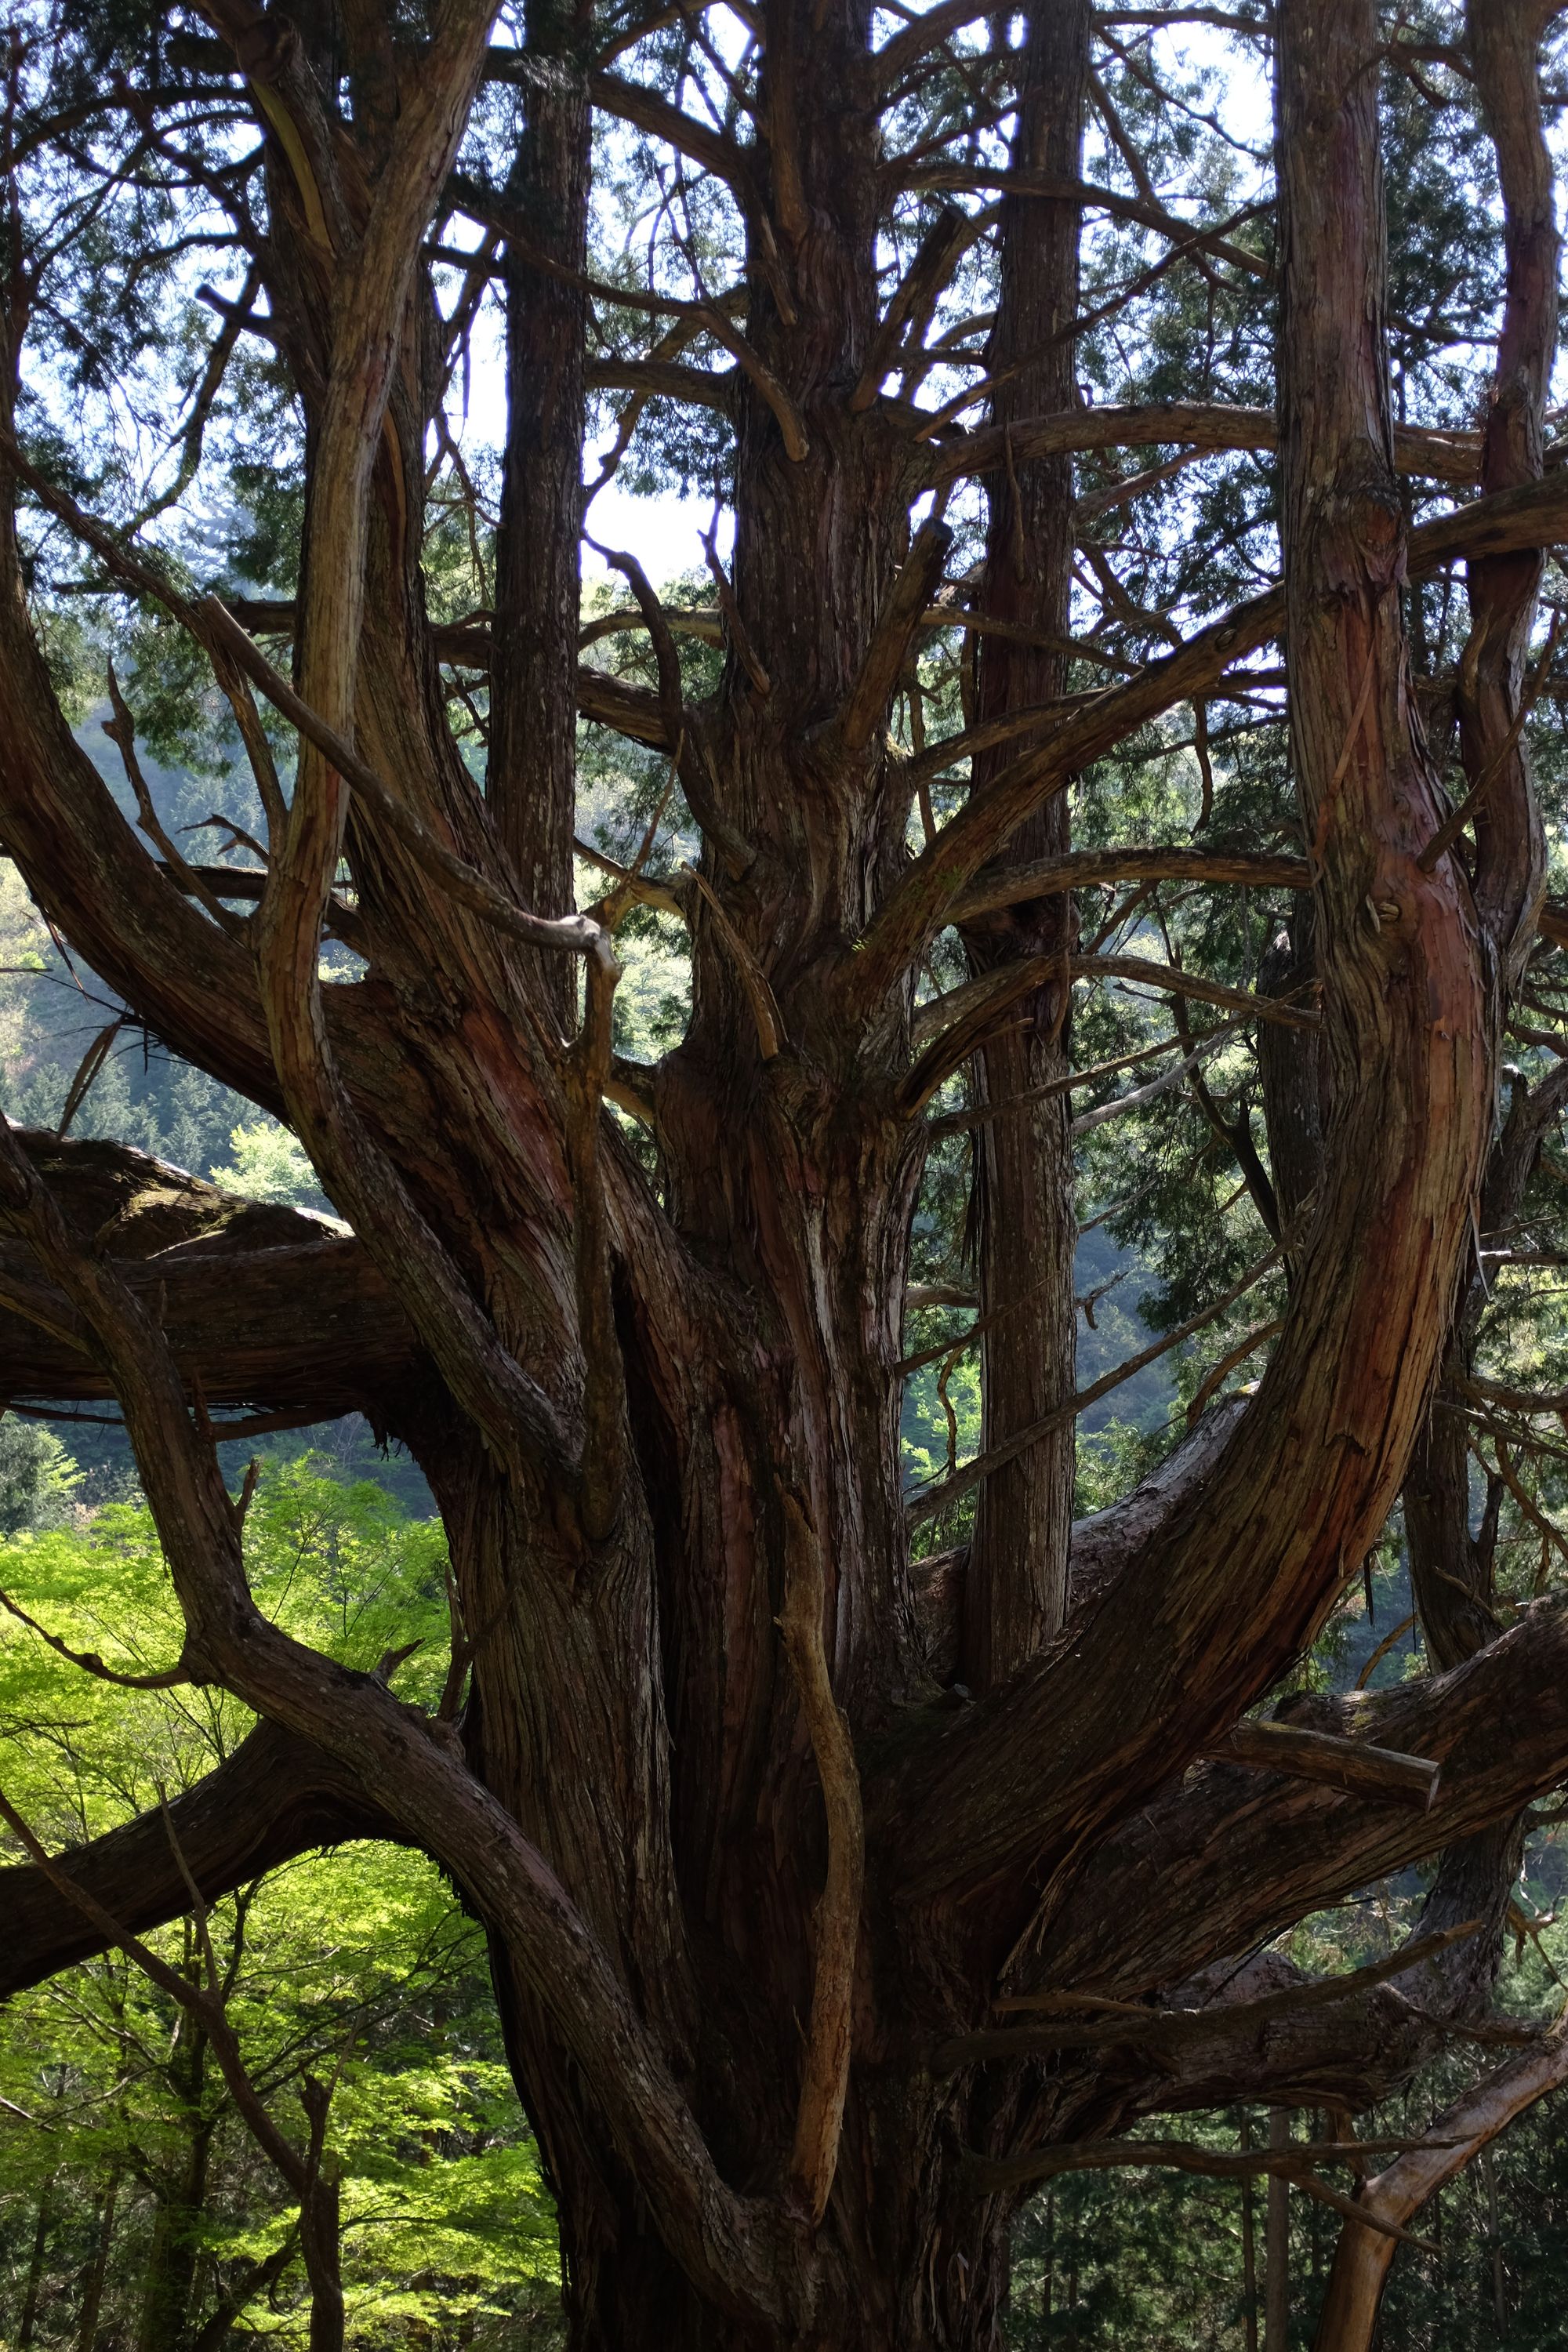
(4, 0, 1568, 2346)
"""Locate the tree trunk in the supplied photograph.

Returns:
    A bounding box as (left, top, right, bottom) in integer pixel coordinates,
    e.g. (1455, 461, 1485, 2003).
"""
(136, 2016, 212, 2352)
(1265, 2111, 1290, 2352)
(488, 0, 592, 1029)
(1241, 2116, 1260, 2352)
(959, 0, 1089, 1688)
(2, 2, 1563, 2348)
(16, 2180, 53, 2352)
(75, 2172, 120, 2352)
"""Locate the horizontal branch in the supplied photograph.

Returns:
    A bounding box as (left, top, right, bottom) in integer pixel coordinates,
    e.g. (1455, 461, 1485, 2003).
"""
(0, 1718, 400, 1998)
(583, 356, 739, 408)
(964, 1922, 1481, 2053)
(949, 847, 1311, 924)
(455, 178, 806, 456)
(1204, 1717, 1440, 1809)
(0, 1133, 419, 1417)
(964, 2135, 1443, 2250)
(927, 401, 1480, 490)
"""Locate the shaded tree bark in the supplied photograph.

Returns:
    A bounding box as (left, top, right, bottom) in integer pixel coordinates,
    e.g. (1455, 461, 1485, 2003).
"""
(488, 0, 593, 1026)
(0, 2, 1564, 2347)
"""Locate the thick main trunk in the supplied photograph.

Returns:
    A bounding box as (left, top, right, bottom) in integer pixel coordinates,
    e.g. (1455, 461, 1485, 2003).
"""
(513, 2072, 1016, 2352)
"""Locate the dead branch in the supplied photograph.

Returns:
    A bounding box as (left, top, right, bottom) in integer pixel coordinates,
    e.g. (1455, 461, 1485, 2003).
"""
(0, 1584, 189, 1689)
(1203, 1718, 1442, 1809)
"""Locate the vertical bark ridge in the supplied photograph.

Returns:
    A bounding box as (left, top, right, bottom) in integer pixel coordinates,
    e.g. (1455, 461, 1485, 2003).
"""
(488, 0, 592, 1029)
(1457, 0, 1557, 983)
(959, 0, 1090, 1691)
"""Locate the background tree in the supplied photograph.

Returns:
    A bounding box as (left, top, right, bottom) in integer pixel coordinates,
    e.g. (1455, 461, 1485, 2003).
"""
(4, 0, 1568, 2347)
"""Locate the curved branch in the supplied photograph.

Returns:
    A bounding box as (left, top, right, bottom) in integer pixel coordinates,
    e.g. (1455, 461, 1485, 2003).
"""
(587, 67, 756, 194)
(1034, 1595, 1568, 2002)
(873, 16, 1496, 1950)
(849, 461, 1568, 1011)
(0, 1719, 401, 1999)
(1314, 2009, 1568, 2349)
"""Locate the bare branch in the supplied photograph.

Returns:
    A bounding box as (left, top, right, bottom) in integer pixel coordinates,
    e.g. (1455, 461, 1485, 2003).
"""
(831, 517, 953, 755)
(964, 2133, 1444, 2251)
(906, 1244, 1281, 1527)
(1205, 1718, 1441, 1810)
(0, 1584, 189, 1689)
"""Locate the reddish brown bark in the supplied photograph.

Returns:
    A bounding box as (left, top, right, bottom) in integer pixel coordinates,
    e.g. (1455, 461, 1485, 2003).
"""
(958, 0, 1087, 1688)
(0, 3, 1565, 2347)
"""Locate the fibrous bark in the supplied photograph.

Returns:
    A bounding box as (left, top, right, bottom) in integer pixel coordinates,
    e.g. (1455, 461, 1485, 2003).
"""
(1, 1, 1566, 2346)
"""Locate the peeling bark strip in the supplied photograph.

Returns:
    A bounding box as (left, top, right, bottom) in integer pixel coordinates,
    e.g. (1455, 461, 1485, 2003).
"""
(779, 1496, 866, 2225)
(2, 0, 1567, 2344)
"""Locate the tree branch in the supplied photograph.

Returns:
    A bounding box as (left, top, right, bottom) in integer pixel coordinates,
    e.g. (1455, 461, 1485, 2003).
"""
(0, 1133, 419, 1419)
(906, 1243, 1280, 1527)
(848, 460, 1568, 1014)
(829, 517, 953, 755)
(0, 1718, 399, 1999)
(0, 1116, 797, 2328)
(927, 401, 1480, 491)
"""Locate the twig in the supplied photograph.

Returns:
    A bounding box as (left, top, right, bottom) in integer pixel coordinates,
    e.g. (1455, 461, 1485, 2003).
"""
(985, 1923, 1483, 2038)
(0, 1585, 188, 1690)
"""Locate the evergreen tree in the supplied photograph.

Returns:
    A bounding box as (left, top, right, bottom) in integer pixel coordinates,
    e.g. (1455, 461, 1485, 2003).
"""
(2, 2, 1568, 2347)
